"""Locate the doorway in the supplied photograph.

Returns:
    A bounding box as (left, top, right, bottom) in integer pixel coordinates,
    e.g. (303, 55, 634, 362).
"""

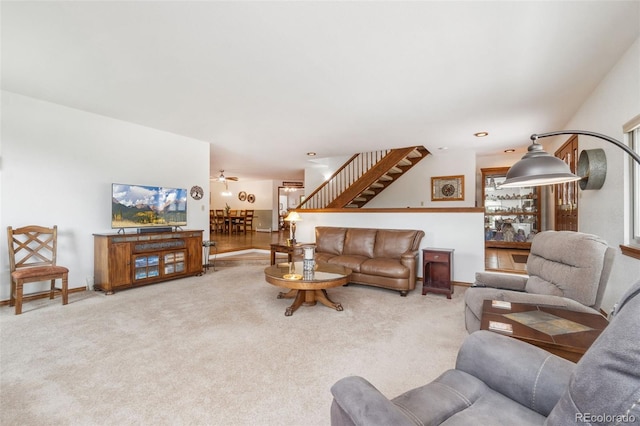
(277, 185, 304, 230)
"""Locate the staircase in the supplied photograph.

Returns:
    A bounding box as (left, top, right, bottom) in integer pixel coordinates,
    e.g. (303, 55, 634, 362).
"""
(299, 146, 430, 209)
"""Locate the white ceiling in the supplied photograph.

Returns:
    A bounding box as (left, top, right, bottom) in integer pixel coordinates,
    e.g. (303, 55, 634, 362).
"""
(2, 1, 639, 181)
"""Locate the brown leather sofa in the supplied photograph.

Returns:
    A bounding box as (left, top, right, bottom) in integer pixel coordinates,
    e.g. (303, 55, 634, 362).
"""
(314, 227, 425, 296)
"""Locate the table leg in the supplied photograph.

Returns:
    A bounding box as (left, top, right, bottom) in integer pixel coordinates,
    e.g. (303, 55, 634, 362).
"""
(285, 290, 306, 316)
(277, 289, 297, 299)
(315, 289, 343, 311)
(282, 289, 343, 316)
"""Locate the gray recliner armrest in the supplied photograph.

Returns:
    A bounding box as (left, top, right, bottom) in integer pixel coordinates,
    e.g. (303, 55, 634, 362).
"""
(456, 330, 575, 417)
(474, 271, 528, 291)
(330, 376, 414, 426)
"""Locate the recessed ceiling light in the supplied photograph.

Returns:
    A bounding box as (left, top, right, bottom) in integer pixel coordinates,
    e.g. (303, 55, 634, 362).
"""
(306, 152, 317, 156)
(438, 147, 448, 151)
(474, 132, 489, 138)
(504, 149, 516, 153)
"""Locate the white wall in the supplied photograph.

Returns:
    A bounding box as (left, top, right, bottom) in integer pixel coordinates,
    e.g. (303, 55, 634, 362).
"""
(536, 38, 640, 311)
(210, 179, 273, 211)
(294, 210, 485, 284)
(1, 92, 210, 300)
(304, 154, 352, 193)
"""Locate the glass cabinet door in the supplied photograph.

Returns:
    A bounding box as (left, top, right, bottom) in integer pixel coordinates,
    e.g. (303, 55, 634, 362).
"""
(134, 254, 160, 280)
(164, 251, 186, 275)
(482, 167, 542, 247)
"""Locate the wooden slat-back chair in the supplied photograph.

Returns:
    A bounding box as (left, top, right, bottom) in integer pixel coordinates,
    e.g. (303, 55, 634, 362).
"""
(243, 210, 255, 233)
(7, 225, 69, 314)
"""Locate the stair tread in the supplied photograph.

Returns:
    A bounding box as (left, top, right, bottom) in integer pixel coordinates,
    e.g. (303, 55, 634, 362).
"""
(406, 149, 425, 159)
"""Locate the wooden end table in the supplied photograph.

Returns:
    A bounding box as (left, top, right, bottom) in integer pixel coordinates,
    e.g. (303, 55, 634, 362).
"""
(422, 248, 454, 298)
(264, 262, 352, 316)
(480, 300, 609, 362)
(270, 242, 305, 265)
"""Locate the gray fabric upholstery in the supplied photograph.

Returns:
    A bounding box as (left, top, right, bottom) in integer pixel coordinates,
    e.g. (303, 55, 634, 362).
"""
(465, 231, 615, 332)
(330, 280, 640, 426)
(546, 280, 640, 425)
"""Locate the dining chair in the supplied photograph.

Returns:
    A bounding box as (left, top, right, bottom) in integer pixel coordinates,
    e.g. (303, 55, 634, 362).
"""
(234, 210, 247, 234)
(226, 210, 237, 234)
(243, 210, 255, 233)
(213, 209, 225, 233)
(209, 210, 216, 232)
(7, 225, 69, 315)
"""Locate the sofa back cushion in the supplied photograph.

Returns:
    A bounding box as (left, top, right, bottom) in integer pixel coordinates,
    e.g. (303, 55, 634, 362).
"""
(315, 227, 347, 255)
(343, 228, 377, 258)
(524, 231, 610, 307)
(373, 229, 419, 259)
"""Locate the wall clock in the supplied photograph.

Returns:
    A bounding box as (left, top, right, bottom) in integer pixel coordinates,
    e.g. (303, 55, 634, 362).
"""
(247, 194, 256, 203)
(431, 175, 464, 201)
(190, 185, 204, 200)
(238, 191, 247, 201)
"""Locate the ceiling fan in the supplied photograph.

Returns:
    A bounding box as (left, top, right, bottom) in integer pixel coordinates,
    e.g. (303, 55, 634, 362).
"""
(217, 170, 238, 182)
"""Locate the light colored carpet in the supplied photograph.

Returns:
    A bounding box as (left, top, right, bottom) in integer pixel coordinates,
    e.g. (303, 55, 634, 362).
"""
(1, 264, 468, 426)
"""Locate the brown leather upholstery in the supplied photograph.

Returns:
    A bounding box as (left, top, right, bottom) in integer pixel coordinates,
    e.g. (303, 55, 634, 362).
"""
(316, 227, 347, 256)
(315, 227, 425, 296)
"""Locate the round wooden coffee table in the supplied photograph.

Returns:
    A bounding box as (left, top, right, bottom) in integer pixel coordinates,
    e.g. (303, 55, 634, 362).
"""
(264, 262, 352, 316)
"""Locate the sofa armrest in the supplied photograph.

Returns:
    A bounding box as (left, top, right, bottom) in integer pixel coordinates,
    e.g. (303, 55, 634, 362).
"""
(330, 376, 414, 426)
(400, 249, 419, 264)
(474, 271, 528, 291)
(456, 330, 575, 417)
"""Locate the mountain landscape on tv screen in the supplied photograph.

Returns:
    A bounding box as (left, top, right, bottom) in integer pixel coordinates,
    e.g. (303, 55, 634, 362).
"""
(111, 184, 187, 228)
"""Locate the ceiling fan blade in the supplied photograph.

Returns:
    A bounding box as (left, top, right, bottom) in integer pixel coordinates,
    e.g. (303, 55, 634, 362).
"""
(227, 177, 239, 181)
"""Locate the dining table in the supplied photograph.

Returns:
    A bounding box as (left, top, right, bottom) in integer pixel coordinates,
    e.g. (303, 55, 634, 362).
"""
(223, 211, 243, 235)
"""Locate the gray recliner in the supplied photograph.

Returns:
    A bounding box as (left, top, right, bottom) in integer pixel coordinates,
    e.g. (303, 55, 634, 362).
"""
(330, 280, 640, 425)
(465, 231, 615, 332)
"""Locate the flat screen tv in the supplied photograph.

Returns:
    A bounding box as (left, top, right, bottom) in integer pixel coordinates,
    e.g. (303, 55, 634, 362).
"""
(112, 183, 187, 229)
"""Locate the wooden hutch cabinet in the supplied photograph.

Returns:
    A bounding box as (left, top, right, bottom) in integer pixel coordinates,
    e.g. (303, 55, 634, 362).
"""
(481, 167, 542, 249)
(94, 230, 203, 294)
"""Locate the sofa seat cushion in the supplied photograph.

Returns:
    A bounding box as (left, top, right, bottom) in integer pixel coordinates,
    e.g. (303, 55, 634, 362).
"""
(392, 370, 545, 426)
(328, 255, 369, 272)
(360, 258, 408, 279)
(316, 252, 337, 263)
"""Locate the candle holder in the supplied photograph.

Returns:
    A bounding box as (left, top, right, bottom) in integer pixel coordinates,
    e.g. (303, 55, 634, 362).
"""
(302, 245, 315, 274)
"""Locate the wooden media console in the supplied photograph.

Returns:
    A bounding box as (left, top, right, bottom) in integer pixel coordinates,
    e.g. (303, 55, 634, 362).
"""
(93, 230, 203, 294)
